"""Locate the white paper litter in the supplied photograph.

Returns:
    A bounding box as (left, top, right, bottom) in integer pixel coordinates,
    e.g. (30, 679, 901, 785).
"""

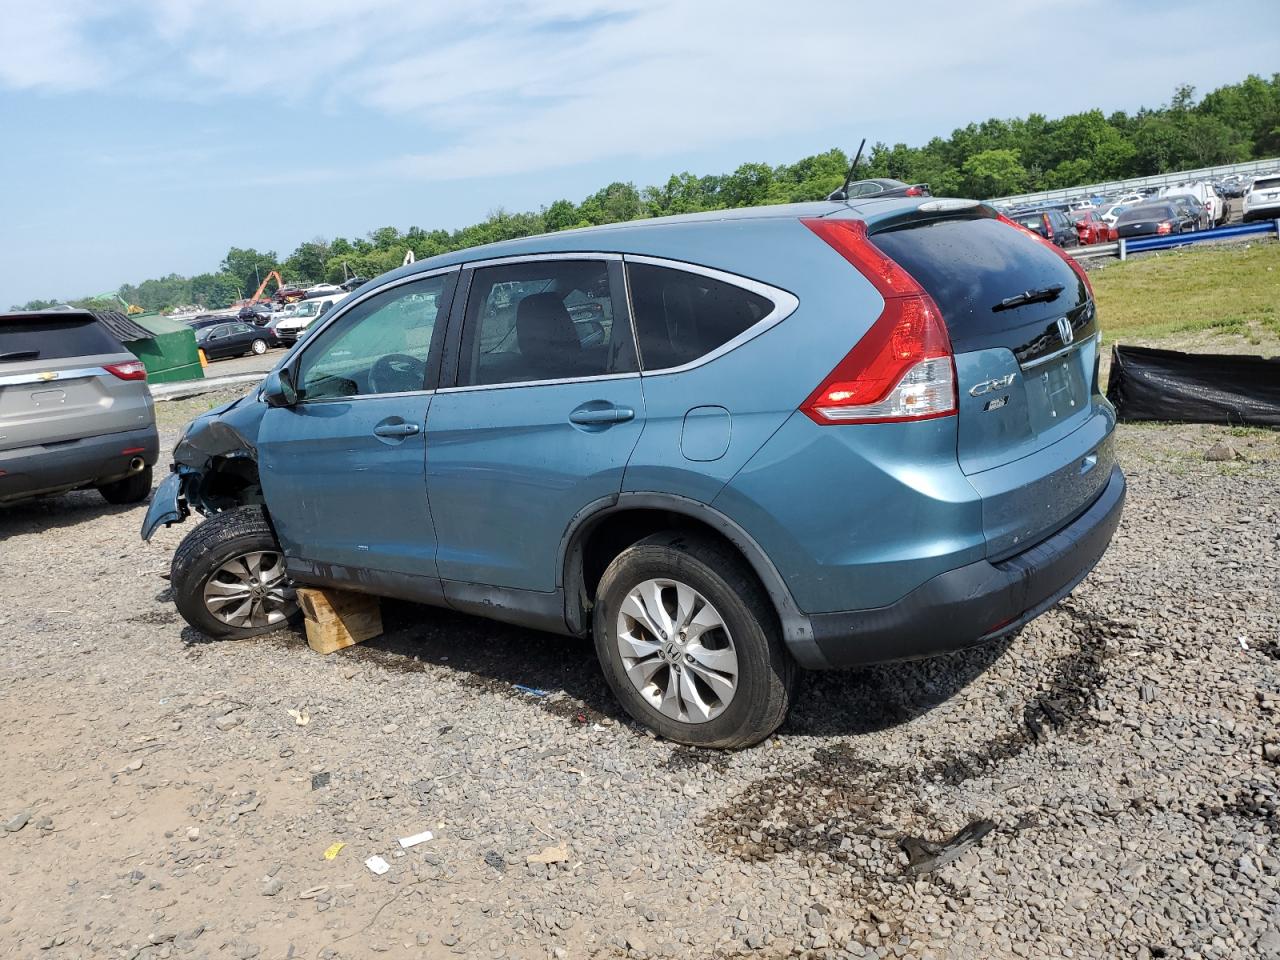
(398, 830, 434, 849)
(364, 855, 390, 875)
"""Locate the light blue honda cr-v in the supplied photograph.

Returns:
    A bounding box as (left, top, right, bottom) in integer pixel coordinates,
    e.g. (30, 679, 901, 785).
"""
(143, 196, 1124, 748)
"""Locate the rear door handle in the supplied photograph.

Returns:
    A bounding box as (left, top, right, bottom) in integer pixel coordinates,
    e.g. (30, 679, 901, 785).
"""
(569, 406, 635, 425)
(373, 422, 420, 438)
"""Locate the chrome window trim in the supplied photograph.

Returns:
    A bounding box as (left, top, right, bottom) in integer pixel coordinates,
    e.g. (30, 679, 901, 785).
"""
(622, 254, 800, 377)
(437, 371, 641, 395)
(462, 251, 623, 269)
(290, 266, 461, 406)
(0, 366, 109, 387)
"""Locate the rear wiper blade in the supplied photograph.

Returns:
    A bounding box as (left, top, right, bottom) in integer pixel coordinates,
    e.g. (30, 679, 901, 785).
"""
(0, 350, 40, 362)
(992, 284, 1064, 312)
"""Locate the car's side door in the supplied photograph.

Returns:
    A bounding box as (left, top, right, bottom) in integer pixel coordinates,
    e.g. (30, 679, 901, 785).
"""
(425, 256, 644, 608)
(256, 269, 457, 597)
(204, 324, 231, 359)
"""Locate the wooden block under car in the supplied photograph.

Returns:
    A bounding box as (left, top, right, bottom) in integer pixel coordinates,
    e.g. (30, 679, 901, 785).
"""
(297, 587, 383, 654)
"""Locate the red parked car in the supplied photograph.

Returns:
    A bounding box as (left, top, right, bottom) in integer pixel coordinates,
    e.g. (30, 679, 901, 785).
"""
(1071, 210, 1111, 245)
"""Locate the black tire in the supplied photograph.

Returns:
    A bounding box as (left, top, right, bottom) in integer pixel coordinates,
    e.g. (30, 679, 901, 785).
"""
(171, 506, 300, 640)
(592, 532, 798, 749)
(251, 339, 267, 355)
(97, 465, 153, 505)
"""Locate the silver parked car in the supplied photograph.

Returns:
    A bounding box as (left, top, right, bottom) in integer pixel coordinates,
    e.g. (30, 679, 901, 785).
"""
(0, 310, 159, 505)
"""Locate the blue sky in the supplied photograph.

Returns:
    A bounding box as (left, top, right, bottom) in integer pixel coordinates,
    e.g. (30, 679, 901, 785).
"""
(1, 0, 1277, 308)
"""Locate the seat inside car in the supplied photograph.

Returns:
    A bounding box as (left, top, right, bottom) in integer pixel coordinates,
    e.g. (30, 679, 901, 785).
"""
(514, 292, 595, 380)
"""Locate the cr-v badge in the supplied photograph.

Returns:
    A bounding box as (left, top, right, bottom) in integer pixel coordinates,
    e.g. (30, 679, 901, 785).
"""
(968, 373, 1015, 397)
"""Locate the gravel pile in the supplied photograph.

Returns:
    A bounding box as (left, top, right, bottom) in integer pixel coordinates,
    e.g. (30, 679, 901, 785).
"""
(0, 403, 1276, 960)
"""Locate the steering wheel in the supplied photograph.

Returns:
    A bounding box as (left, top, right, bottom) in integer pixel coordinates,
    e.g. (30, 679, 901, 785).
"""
(369, 353, 427, 394)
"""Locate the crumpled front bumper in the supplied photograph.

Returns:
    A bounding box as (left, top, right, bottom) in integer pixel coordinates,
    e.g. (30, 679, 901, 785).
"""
(140, 470, 189, 540)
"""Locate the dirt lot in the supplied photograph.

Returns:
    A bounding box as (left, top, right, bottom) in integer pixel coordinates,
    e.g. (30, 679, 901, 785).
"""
(1, 392, 1277, 960)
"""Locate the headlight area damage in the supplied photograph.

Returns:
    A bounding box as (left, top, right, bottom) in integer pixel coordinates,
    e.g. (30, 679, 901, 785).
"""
(140, 393, 267, 541)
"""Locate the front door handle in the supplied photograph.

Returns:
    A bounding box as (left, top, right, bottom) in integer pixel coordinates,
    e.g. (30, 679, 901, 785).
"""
(374, 422, 420, 438)
(569, 405, 635, 425)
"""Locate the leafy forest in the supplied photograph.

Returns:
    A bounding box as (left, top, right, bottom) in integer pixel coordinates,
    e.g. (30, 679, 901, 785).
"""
(15, 75, 1280, 314)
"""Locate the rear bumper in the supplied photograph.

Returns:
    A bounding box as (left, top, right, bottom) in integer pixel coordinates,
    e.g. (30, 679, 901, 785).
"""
(806, 465, 1125, 668)
(0, 425, 159, 503)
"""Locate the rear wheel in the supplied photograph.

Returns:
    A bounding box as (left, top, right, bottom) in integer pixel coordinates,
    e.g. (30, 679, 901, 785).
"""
(592, 533, 797, 749)
(251, 339, 268, 355)
(171, 506, 299, 640)
(97, 465, 153, 505)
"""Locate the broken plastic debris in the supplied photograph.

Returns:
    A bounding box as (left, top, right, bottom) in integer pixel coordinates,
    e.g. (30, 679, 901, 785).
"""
(899, 819, 996, 876)
(513, 684, 550, 697)
(398, 830, 434, 849)
(288, 708, 310, 726)
(298, 886, 328, 900)
(527, 844, 569, 866)
(322, 842, 346, 861)
(1238, 636, 1250, 651)
(365, 855, 391, 876)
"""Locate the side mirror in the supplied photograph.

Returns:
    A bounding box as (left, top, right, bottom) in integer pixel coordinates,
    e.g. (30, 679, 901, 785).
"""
(262, 367, 298, 408)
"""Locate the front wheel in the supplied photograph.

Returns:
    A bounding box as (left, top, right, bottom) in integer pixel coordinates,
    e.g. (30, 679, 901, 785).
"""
(592, 533, 797, 749)
(171, 506, 299, 640)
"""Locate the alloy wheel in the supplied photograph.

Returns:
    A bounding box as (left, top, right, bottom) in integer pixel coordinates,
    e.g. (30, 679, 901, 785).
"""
(615, 578, 738, 723)
(202, 551, 295, 629)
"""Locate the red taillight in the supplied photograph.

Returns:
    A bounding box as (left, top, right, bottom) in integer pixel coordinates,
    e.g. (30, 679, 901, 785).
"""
(104, 360, 147, 381)
(1043, 215, 1053, 238)
(1156, 221, 1173, 235)
(121, 446, 146, 455)
(905, 185, 923, 196)
(799, 218, 956, 425)
(997, 213, 1094, 299)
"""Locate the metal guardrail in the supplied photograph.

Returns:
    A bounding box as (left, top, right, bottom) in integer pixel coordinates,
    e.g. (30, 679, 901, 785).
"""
(1068, 218, 1280, 260)
(993, 157, 1280, 208)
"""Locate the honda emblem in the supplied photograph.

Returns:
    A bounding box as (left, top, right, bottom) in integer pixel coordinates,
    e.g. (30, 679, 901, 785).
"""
(1056, 317, 1074, 345)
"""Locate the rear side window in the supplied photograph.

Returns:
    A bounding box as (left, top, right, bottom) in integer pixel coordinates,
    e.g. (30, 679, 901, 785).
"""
(0, 318, 124, 362)
(627, 263, 773, 370)
(869, 216, 1085, 351)
(458, 259, 634, 387)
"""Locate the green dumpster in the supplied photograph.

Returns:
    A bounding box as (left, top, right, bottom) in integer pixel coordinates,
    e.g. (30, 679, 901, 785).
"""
(123, 315, 205, 383)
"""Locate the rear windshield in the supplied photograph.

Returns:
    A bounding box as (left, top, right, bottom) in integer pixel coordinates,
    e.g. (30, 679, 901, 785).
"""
(1014, 214, 1046, 231)
(1117, 205, 1172, 223)
(1252, 177, 1280, 191)
(0, 318, 124, 362)
(870, 215, 1085, 352)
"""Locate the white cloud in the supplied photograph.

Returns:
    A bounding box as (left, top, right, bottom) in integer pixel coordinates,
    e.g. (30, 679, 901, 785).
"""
(1, 0, 1277, 184)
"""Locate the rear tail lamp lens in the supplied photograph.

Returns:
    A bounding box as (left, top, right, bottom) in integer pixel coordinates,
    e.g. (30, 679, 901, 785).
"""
(799, 218, 956, 425)
(104, 360, 147, 381)
(1156, 221, 1173, 235)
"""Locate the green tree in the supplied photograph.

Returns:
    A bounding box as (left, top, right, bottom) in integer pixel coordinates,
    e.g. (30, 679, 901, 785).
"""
(961, 149, 1028, 197)
(283, 238, 332, 284)
(219, 247, 279, 299)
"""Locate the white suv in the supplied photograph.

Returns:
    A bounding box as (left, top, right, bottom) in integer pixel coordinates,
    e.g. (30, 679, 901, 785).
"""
(1243, 175, 1280, 222)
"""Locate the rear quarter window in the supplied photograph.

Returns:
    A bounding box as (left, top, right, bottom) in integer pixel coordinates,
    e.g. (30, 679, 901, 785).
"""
(626, 263, 774, 370)
(0, 319, 125, 362)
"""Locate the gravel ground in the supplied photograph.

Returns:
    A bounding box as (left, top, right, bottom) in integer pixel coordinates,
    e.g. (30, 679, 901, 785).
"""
(1, 391, 1277, 960)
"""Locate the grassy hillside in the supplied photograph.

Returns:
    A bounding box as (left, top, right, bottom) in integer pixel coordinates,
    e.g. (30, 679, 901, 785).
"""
(1091, 240, 1280, 353)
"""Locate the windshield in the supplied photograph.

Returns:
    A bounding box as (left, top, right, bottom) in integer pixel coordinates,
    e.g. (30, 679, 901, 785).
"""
(295, 301, 321, 317)
(1252, 177, 1280, 191)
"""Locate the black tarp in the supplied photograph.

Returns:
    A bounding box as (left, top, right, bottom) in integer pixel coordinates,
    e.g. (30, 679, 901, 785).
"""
(1107, 345, 1280, 427)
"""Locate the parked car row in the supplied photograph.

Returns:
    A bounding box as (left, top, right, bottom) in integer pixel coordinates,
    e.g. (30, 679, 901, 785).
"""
(184, 287, 351, 361)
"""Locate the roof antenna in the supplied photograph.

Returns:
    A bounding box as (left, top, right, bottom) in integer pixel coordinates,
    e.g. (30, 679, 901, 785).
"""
(828, 138, 867, 202)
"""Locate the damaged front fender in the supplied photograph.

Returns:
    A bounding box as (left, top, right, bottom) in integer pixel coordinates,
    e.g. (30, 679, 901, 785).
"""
(140, 389, 268, 541)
